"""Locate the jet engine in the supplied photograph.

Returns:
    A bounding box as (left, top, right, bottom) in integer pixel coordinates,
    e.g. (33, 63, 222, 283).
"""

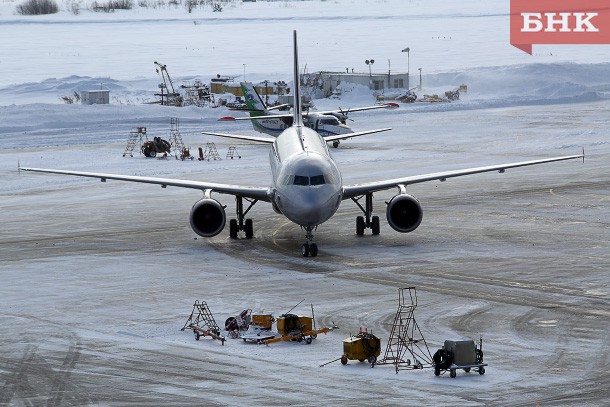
(386, 193, 423, 233)
(189, 198, 226, 237)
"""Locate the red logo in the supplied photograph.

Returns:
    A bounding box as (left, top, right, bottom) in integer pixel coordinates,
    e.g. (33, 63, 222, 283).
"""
(510, 0, 610, 54)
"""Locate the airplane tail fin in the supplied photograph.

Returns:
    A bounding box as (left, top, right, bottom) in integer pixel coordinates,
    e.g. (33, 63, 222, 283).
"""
(240, 82, 268, 117)
(292, 30, 304, 128)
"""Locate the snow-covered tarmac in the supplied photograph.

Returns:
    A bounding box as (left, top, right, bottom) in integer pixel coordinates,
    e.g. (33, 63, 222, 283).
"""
(2, 99, 608, 405)
(1, 0, 609, 405)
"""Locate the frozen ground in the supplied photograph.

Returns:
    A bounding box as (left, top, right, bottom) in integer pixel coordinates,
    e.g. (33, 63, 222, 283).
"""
(1, 0, 610, 405)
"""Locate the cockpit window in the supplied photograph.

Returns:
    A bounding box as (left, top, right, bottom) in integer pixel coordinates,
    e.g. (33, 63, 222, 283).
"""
(293, 175, 310, 186)
(310, 174, 326, 185)
(288, 174, 328, 186)
(320, 117, 339, 125)
(324, 172, 337, 185)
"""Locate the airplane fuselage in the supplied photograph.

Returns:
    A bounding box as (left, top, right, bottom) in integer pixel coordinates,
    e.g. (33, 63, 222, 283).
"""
(269, 125, 343, 227)
(252, 113, 352, 138)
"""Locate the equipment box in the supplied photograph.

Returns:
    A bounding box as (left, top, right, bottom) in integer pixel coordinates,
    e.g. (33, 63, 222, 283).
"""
(444, 340, 477, 365)
(276, 315, 313, 335)
(433, 338, 487, 378)
(341, 333, 382, 366)
(251, 313, 274, 330)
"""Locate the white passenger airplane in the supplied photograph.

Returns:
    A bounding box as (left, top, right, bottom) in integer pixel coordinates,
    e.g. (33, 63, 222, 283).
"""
(220, 81, 398, 147)
(21, 31, 584, 257)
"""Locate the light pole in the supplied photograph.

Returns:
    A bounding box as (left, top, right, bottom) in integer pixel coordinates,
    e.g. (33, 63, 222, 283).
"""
(418, 67, 422, 91)
(365, 59, 375, 89)
(243, 64, 246, 82)
(401, 47, 410, 89)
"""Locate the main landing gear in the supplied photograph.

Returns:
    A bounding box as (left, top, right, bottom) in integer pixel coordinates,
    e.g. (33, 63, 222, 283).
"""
(301, 226, 318, 257)
(332, 140, 340, 148)
(229, 196, 257, 239)
(352, 193, 380, 236)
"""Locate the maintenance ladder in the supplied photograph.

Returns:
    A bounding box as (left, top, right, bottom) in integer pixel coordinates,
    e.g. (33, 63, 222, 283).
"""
(376, 287, 433, 373)
(203, 142, 222, 160)
(226, 146, 241, 159)
(168, 117, 187, 159)
(181, 300, 221, 335)
(122, 127, 147, 157)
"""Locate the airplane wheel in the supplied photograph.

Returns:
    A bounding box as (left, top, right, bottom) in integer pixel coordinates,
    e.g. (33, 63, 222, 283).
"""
(301, 243, 310, 257)
(332, 141, 340, 148)
(371, 216, 380, 235)
(245, 218, 253, 239)
(229, 219, 238, 239)
(356, 216, 365, 236)
(309, 243, 318, 257)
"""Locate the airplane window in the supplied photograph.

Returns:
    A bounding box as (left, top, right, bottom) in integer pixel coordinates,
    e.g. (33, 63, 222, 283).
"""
(293, 175, 309, 186)
(324, 173, 336, 184)
(282, 175, 294, 185)
(310, 174, 326, 185)
(321, 118, 338, 125)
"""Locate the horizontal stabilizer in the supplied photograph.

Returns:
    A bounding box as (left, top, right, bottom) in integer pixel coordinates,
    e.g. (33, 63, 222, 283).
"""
(202, 131, 275, 144)
(323, 127, 392, 143)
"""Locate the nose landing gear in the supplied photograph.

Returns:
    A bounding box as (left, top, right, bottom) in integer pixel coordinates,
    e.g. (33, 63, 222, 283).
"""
(301, 226, 318, 257)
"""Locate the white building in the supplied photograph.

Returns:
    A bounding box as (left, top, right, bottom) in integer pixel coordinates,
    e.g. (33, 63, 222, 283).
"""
(81, 90, 110, 105)
(301, 71, 409, 98)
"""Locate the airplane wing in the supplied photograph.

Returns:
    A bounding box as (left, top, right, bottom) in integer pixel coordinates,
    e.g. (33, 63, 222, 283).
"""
(219, 103, 398, 122)
(19, 166, 271, 202)
(314, 102, 399, 116)
(342, 152, 584, 199)
(201, 131, 275, 144)
(219, 114, 292, 122)
(323, 127, 392, 143)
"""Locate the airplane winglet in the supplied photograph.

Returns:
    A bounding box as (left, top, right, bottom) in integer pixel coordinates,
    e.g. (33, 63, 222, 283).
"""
(582, 148, 585, 163)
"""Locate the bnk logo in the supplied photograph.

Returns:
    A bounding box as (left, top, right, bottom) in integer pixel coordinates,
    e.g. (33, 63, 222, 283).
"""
(510, 0, 610, 54)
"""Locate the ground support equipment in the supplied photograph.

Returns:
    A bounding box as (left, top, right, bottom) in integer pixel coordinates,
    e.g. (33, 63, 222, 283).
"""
(181, 300, 224, 344)
(263, 327, 332, 346)
(224, 309, 252, 338)
(340, 331, 382, 367)
(433, 337, 487, 378)
(123, 127, 147, 157)
(376, 287, 433, 373)
(236, 313, 276, 343)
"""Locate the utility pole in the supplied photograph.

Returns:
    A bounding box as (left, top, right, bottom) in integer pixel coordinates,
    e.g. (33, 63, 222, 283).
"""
(401, 47, 410, 89)
(365, 59, 375, 90)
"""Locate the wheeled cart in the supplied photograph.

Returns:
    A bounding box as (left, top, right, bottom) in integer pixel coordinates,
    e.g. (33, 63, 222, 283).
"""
(340, 332, 382, 367)
(433, 338, 487, 378)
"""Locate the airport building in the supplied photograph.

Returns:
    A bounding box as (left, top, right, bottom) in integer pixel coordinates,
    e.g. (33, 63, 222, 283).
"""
(80, 90, 110, 105)
(301, 71, 410, 97)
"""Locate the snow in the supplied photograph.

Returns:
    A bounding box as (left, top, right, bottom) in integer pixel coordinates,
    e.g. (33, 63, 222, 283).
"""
(1, 0, 609, 405)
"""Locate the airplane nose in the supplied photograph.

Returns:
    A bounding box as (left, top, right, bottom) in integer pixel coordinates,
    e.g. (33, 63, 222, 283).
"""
(282, 187, 339, 226)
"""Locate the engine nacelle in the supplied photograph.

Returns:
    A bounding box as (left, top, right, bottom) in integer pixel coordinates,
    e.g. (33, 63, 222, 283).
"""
(386, 193, 423, 233)
(189, 198, 226, 237)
